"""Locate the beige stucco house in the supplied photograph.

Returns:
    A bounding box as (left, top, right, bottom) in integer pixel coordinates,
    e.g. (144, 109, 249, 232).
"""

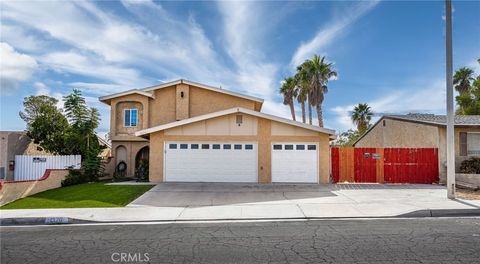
(99, 79, 335, 184)
(353, 114, 480, 182)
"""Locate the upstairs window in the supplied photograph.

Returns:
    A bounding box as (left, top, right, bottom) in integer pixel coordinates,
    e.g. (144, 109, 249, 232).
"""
(124, 109, 138, 127)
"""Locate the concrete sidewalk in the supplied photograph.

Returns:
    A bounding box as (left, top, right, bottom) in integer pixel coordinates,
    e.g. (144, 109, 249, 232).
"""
(1, 184, 480, 223)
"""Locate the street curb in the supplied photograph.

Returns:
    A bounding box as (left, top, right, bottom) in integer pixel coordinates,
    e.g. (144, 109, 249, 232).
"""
(1, 209, 480, 226)
(398, 209, 480, 218)
(0, 217, 94, 226)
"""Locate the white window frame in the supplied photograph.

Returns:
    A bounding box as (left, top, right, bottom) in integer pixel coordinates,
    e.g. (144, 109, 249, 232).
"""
(467, 132, 480, 156)
(124, 108, 138, 127)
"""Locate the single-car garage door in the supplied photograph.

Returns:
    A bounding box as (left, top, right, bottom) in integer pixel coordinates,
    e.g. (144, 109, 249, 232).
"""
(165, 142, 258, 182)
(271, 143, 318, 183)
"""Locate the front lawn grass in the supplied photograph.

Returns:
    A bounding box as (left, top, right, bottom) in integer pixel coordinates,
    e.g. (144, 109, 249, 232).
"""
(0, 182, 154, 209)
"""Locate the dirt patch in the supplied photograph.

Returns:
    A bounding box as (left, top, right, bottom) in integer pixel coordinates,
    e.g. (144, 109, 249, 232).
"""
(456, 188, 480, 200)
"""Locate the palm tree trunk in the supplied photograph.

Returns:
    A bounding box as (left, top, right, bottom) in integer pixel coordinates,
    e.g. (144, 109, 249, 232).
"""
(301, 101, 306, 123)
(289, 102, 296, 121)
(308, 102, 313, 125)
(316, 103, 323, 127)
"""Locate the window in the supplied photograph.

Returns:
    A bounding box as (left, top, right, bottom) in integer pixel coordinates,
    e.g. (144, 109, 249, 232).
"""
(201, 144, 210, 149)
(234, 144, 242, 150)
(307, 145, 316, 150)
(236, 115, 243, 125)
(285, 144, 294, 150)
(273, 144, 282, 150)
(245, 144, 253, 150)
(296, 145, 305, 150)
(124, 109, 138, 127)
(212, 144, 221, 149)
(223, 144, 231, 150)
(180, 144, 188, 149)
(467, 133, 480, 156)
(169, 144, 177, 149)
(191, 144, 199, 149)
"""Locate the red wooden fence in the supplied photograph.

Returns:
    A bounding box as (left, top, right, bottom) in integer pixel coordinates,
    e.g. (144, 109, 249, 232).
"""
(332, 147, 439, 184)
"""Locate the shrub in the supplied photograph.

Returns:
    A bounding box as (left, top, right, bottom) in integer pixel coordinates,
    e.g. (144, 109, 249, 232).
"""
(459, 157, 480, 174)
(135, 159, 149, 182)
(83, 151, 105, 182)
(62, 170, 89, 187)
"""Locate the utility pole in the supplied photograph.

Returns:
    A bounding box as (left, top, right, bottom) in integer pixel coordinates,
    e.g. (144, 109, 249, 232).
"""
(445, 0, 455, 199)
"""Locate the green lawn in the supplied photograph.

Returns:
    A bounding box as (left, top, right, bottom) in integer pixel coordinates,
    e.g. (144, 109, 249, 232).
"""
(0, 182, 154, 209)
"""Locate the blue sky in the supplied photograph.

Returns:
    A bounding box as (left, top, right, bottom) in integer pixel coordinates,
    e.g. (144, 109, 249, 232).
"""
(1, 0, 479, 137)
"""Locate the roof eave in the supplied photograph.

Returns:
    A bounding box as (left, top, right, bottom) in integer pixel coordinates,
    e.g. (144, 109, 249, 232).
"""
(98, 90, 155, 105)
(135, 107, 336, 137)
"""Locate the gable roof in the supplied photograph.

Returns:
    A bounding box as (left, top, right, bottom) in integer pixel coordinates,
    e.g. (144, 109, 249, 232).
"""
(142, 79, 264, 104)
(384, 114, 480, 126)
(98, 79, 264, 108)
(99, 89, 155, 104)
(135, 107, 336, 138)
(352, 114, 480, 146)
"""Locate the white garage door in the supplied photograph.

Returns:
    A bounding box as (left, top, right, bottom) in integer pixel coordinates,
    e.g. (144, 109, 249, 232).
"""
(271, 143, 318, 183)
(165, 142, 258, 182)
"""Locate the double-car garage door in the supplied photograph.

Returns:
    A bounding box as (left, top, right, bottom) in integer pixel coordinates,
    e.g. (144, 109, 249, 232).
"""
(164, 142, 318, 183)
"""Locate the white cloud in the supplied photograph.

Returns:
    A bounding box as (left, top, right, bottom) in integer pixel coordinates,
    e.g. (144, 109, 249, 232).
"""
(0, 42, 38, 94)
(291, 1, 380, 67)
(1, 0, 233, 95)
(34, 82, 49, 96)
(0, 23, 47, 52)
(40, 51, 146, 87)
(468, 58, 480, 75)
(217, 1, 279, 102)
(330, 79, 447, 132)
(33, 82, 64, 109)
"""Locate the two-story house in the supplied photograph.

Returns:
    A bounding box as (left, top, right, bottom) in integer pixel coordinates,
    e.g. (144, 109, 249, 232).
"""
(99, 79, 335, 184)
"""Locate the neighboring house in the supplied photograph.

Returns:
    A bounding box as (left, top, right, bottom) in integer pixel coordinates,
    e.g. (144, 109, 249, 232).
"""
(353, 114, 480, 182)
(99, 79, 335, 183)
(0, 131, 50, 180)
(0, 131, 112, 181)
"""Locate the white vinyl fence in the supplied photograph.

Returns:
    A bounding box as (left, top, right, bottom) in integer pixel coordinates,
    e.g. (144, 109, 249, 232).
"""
(14, 155, 81, 181)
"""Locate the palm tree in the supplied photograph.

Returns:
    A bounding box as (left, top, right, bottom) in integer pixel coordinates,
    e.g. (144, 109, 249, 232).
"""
(280, 77, 297, 121)
(351, 103, 373, 132)
(305, 55, 337, 127)
(294, 65, 310, 124)
(453, 67, 474, 95)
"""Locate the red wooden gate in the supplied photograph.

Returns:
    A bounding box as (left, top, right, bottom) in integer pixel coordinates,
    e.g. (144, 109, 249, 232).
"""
(383, 148, 438, 184)
(331, 147, 438, 184)
(354, 148, 377, 182)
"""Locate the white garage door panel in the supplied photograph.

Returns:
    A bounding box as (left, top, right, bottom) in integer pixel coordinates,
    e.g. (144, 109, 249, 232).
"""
(165, 142, 257, 182)
(272, 143, 318, 183)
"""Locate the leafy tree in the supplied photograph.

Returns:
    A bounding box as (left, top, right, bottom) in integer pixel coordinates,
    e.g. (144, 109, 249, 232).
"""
(26, 104, 69, 154)
(334, 129, 362, 147)
(19, 95, 59, 126)
(351, 103, 373, 133)
(280, 77, 297, 121)
(63, 89, 89, 127)
(21, 89, 105, 184)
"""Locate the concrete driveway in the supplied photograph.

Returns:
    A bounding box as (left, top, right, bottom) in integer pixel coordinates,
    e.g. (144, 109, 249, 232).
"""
(2, 183, 479, 223)
(127, 183, 480, 220)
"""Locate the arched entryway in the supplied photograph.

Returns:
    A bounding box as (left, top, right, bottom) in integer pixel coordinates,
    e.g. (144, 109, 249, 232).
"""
(135, 146, 149, 181)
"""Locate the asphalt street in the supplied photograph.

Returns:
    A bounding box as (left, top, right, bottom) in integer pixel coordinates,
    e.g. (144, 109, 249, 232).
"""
(1, 218, 480, 263)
